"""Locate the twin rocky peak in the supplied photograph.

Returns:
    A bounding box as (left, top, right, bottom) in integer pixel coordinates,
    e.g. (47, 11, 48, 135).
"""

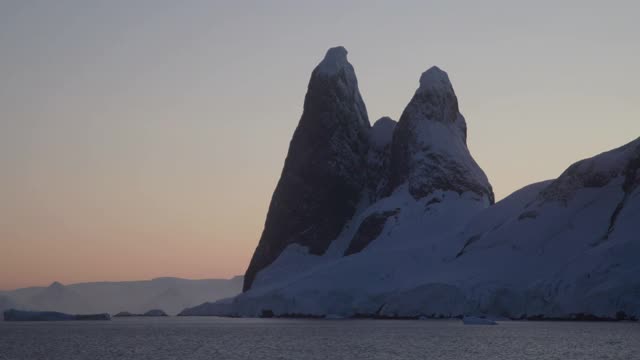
(244, 46, 493, 291)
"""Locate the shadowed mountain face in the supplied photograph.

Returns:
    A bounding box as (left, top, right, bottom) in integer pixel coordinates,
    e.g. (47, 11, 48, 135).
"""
(243, 47, 371, 291)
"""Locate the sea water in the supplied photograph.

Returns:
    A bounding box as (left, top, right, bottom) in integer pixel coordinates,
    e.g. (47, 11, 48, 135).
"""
(0, 317, 638, 359)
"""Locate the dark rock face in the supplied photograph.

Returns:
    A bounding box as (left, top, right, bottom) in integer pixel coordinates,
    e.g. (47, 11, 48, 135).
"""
(344, 209, 399, 256)
(366, 117, 397, 200)
(243, 47, 371, 291)
(387, 67, 494, 203)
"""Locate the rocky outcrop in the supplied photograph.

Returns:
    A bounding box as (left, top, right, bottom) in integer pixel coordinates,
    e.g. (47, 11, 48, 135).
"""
(344, 209, 399, 256)
(3, 309, 110, 321)
(366, 117, 397, 200)
(113, 309, 168, 317)
(243, 47, 371, 291)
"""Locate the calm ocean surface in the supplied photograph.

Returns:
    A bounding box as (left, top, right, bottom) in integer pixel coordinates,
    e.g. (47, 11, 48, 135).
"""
(0, 317, 638, 360)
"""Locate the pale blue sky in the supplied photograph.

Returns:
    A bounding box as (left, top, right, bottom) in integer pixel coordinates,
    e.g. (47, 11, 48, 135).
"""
(1, 0, 639, 289)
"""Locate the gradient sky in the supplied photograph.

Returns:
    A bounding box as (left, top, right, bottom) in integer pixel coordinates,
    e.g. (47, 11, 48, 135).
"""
(1, 0, 639, 290)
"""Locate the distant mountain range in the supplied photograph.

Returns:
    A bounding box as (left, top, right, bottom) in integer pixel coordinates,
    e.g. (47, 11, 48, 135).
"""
(0, 276, 242, 316)
(183, 47, 640, 320)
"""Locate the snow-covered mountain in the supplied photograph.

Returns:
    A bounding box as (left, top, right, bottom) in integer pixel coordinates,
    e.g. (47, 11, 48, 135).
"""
(0, 276, 242, 316)
(184, 47, 639, 320)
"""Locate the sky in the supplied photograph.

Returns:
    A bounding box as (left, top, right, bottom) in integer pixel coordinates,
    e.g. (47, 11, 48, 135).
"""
(1, 0, 639, 290)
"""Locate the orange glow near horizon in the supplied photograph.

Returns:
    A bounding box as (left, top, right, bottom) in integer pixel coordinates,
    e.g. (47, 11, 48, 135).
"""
(2, 2, 639, 290)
